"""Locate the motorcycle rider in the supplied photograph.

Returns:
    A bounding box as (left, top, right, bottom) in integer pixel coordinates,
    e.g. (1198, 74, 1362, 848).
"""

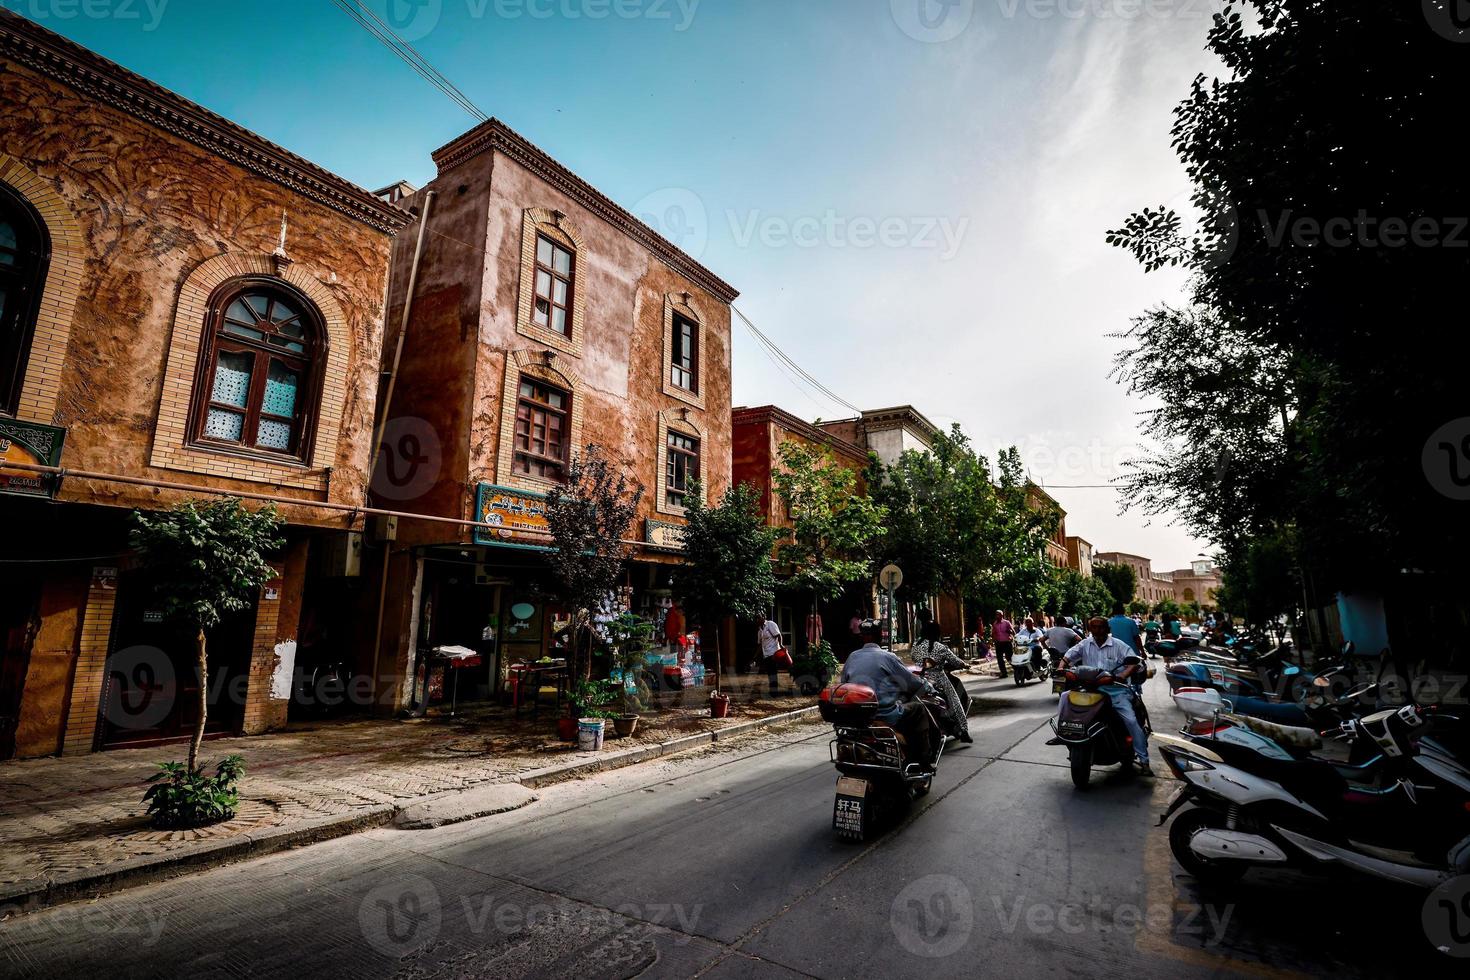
(840, 619, 938, 770)
(1052, 616, 1154, 775)
(1043, 617, 1083, 661)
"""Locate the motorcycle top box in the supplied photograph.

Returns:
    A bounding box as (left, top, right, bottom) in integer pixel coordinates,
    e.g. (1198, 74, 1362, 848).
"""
(819, 683, 880, 726)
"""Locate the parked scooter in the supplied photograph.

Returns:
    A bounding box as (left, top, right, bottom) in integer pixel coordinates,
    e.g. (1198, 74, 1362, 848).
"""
(1049, 664, 1152, 789)
(820, 680, 953, 841)
(1011, 642, 1052, 686)
(1157, 691, 1470, 887)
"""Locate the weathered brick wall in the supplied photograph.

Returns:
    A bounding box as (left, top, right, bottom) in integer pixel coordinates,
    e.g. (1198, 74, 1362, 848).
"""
(471, 148, 735, 522)
(0, 59, 395, 519)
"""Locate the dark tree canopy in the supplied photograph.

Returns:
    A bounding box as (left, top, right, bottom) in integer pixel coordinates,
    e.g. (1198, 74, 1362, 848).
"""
(1107, 3, 1470, 598)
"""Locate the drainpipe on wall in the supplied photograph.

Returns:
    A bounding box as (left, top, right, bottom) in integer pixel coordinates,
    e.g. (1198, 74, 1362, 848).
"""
(367, 189, 435, 716)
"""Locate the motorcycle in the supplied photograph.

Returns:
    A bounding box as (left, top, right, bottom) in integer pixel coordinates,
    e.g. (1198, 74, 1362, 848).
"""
(1011, 642, 1052, 686)
(1158, 691, 1470, 887)
(1049, 664, 1152, 789)
(820, 679, 953, 841)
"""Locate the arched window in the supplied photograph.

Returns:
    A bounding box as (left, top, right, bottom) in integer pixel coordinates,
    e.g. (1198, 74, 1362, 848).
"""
(0, 183, 50, 416)
(191, 279, 324, 460)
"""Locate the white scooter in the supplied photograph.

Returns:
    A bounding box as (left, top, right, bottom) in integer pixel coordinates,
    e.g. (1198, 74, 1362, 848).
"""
(1157, 688, 1470, 887)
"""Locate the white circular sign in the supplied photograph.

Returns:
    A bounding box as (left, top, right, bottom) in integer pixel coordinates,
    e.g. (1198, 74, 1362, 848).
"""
(880, 564, 904, 590)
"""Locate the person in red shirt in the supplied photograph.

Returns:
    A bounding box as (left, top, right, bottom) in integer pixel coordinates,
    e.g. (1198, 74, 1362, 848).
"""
(992, 610, 1014, 678)
(664, 601, 686, 653)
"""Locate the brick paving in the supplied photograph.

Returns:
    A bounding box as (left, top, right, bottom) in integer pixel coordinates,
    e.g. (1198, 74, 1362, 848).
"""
(0, 683, 812, 897)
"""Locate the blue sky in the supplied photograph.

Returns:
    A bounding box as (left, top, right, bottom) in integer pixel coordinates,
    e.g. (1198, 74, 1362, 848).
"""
(24, 0, 1228, 569)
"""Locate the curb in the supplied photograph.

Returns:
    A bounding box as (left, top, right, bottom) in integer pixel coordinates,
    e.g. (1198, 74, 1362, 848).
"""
(0, 803, 396, 917)
(516, 705, 822, 789)
(0, 704, 823, 916)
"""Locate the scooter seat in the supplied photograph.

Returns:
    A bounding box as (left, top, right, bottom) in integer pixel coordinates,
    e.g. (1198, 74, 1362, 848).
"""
(1229, 713, 1322, 752)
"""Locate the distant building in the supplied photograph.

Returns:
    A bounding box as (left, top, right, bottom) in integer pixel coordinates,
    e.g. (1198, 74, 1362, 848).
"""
(1026, 484, 1069, 569)
(1066, 536, 1094, 577)
(816, 406, 938, 468)
(1095, 551, 1220, 610)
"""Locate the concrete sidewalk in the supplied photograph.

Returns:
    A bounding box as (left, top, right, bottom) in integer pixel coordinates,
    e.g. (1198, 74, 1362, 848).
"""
(0, 688, 818, 914)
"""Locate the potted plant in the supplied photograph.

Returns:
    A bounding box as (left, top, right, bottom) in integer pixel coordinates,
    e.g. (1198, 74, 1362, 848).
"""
(790, 639, 839, 696)
(607, 613, 653, 737)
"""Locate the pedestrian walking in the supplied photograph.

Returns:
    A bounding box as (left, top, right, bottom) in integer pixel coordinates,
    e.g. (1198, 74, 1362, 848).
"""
(758, 613, 787, 696)
(993, 609, 1014, 678)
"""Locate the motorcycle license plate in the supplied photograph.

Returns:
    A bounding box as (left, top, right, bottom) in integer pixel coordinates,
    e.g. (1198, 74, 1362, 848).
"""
(1060, 721, 1085, 732)
(834, 780, 867, 839)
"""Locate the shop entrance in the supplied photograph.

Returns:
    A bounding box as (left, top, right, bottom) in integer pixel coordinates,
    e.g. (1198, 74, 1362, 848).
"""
(0, 571, 41, 760)
(419, 566, 502, 703)
(99, 569, 254, 750)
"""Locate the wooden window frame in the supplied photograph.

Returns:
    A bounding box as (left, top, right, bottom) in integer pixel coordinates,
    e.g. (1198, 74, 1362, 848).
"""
(188, 277, 326, 465)
(532, 234, 575, 339)
(665, 430, 701, 509)
(514, 378, 572, 482)
(0, 182, 50, 418)
(670, 312, 699, 395)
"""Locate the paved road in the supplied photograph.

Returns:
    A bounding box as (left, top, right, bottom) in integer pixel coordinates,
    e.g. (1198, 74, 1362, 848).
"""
(0, 676, 1450, 978)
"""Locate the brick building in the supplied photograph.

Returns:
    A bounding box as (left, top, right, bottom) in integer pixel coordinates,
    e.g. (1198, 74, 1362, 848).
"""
(1093, 551, 1220, 610)
(367, 118, 739, 705)
(731, 405, 871, 660)
(0, 14, 406, 758)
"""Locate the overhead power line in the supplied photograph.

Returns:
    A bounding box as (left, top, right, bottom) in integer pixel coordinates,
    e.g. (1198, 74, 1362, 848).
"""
(328, 0, 488, 121)
(733, 306, 863, 417)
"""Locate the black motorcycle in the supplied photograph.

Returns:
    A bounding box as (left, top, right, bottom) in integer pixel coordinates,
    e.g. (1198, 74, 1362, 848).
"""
(820, 677, 953, 841)
(1050, 664, 1151, 789)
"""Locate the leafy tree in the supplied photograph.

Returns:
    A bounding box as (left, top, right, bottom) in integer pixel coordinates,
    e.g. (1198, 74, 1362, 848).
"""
(544, 444, 644, 684)
(130, 499, 283, 772)
(675, 481, 778, 690)
(1152, 597, 1187, 621)
(1093, 561, 1137, 611)
(868, 427, 1004, 636)
(1041, 568, 1117, 622)
(1106, 3, 1470, 604)
(772, 441, 886, 610)
(1215, 527, 1302, 629)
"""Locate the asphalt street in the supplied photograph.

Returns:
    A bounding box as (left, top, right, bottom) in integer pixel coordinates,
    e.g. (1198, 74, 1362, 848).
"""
(0, 674, 1454, 978)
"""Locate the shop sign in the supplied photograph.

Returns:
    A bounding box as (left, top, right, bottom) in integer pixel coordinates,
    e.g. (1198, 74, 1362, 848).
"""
(474, 483, 551, 546)
(0, 419, 66, 499)
(645, 519, 686, 552)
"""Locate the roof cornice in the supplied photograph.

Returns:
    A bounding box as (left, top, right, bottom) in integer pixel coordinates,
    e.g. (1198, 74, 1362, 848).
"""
(859, 405, 940, 441)
(733, 405, 868, 464)
(433, 118, 739, 304)
(0, 11, 409, 235)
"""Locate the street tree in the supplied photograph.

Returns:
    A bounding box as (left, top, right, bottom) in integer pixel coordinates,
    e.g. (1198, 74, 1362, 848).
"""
(674, 481, 779, 690)
(130, 499, 283, 771)
(868, 426, 997, 635)
(544, 444, 644, 683)
(1106, 4, 1470, 611)
(772, 441, 886, 624)
(1093, 562, 1137, 611)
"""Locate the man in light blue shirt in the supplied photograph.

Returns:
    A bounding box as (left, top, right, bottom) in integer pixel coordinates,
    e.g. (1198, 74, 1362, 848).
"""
(1056, 617, 1152, 773)
(1108, 602, 1142, 660)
